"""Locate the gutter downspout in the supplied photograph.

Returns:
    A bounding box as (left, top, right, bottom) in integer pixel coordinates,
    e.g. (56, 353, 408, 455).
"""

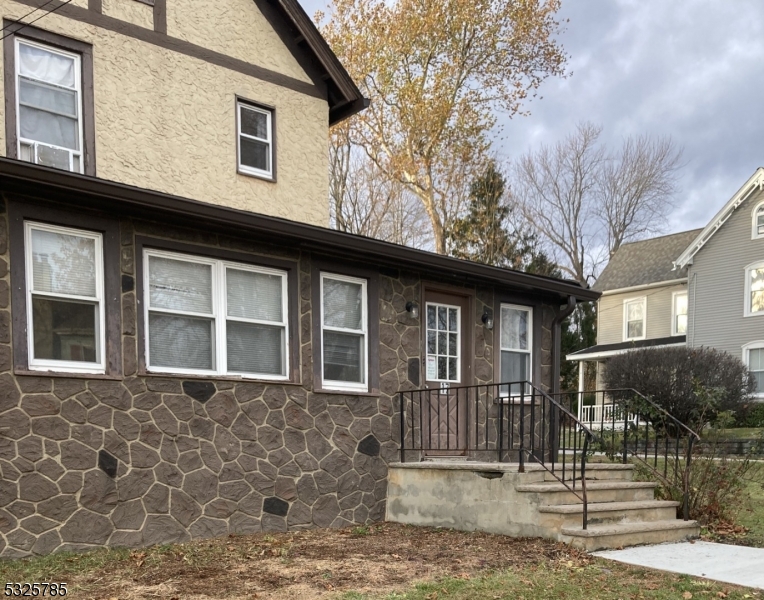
(552, 295, 577, 396)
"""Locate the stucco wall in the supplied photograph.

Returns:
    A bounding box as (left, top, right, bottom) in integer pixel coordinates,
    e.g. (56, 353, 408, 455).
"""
(0, 1, 330, 226)
(597, 284, 687, 346)
(689, 186, 764, 359)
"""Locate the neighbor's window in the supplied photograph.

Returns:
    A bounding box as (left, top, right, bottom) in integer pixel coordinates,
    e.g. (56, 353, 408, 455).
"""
(672, 292, 688, 336)
(746, 262, 764, 316)
(500, 304, 532, 396)
(237, 101, 273, 179)
(144, 250, 288, 378)
(25, 221, 104, 373)
(320, 273, 367, 391)
(624, 297, 646, 340)
(16, 38, 83, 173)
(746, 345, 764, 396)
(753, 204, 764, 239)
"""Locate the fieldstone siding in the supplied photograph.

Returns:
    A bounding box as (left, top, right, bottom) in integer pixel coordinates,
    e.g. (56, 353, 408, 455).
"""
(0, 196, 557, 557)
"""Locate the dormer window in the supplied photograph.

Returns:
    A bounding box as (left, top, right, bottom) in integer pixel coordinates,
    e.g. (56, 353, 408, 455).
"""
(752, 202, 764, 239)
(623, 297, 646, 341)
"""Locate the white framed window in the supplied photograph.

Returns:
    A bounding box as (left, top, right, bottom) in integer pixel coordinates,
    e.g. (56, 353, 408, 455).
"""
(15, 38, 84, 173)
(320, 273, 368, 391)
(499, 304, 533, 396)
(752, 202, 764, 239)
(144, 249, 289, 379)
(25, 221, 104, 373)
(425, 302, 461, 383)
(745, 261, 764, 317)
(623, 297, 646, 341)
(672, 291, 688, 336)
(237, 100, 273, 179)
(743, 342, 764, 398)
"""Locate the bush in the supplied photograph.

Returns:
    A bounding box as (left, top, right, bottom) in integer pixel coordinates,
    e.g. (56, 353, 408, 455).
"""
(735, 402, 764, 428)
(604, 346, 754, 431)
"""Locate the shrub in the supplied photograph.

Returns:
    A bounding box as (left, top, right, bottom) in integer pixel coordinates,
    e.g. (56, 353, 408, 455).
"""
(604, 346, 754, 430)
(735, 402, 764, 428)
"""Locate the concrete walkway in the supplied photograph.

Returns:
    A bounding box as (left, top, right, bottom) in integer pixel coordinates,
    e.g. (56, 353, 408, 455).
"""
(594, 541, 764, 589)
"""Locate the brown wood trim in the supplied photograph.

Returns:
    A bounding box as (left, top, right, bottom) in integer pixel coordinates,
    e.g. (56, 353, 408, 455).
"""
(153, 0, 166, 34)
(9, 0, 325, 101)
(7, 198, 122, 376)
(88, 0, 102, 13)
(134, 236, 301, 383)
(311, 259, 380, 395)
(492, 294, 543, 387)
(2, 22, 97, 176)
(235, 96, 277, 183)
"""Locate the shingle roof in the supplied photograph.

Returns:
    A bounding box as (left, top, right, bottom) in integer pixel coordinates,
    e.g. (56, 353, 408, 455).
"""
(592, 229, 703, 292)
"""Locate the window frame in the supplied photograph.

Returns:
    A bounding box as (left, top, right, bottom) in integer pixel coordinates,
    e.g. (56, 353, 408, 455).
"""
(743, 341, 764, 399)
(15, 38, 84, 174)
(745, 260, 764, 318)
(499, 303, 533, 397)
(671, 291, 688, 337)
(24, 221, 105, 373)
(752, 201, 764, 240)
(319, 271, 369, 392)
(623, 296, 647, 341)
(143, 247, 290, 380)
(236, 98, 275, 181)
(3, 23, 96, 176)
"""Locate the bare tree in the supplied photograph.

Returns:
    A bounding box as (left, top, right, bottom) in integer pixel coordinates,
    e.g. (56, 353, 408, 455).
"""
(511, 122, 682, 285)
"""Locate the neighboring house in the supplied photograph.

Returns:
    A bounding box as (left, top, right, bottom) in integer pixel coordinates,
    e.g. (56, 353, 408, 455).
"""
(675, 168, 764, 399)
(0, 0, 598, 556)
(566, 229, 701, 421)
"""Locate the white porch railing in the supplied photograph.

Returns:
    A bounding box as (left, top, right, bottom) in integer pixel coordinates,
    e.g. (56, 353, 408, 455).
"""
(579, 403, 637, 430)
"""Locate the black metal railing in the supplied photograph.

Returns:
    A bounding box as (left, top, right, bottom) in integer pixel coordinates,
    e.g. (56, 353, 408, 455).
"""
(554, 389, 701, 521)
(397, 381, 597, 529)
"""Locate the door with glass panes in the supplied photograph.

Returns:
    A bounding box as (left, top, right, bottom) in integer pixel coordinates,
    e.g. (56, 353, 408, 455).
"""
(422, 290, 470, 455)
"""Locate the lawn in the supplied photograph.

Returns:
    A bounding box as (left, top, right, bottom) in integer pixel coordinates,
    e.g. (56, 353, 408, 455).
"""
(0, 524, 760, 599)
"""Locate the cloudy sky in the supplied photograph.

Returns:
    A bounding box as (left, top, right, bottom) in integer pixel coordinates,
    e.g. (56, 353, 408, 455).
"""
(300, 0, 764, 234)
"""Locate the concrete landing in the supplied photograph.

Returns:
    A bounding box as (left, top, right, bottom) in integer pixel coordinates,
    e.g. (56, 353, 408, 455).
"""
(594, 541, 764, 589)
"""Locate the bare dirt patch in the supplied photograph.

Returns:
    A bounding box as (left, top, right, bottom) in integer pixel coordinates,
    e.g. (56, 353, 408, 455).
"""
(7, 524, 590, 599)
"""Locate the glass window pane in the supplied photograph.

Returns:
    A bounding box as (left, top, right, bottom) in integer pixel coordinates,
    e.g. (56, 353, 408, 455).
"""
(437, 356, 447, 380)
(627, 301, 644, 321)
(752, 269, 764, 312)
(323, 278, 363, 330)
(501, 307, 529, 350)
(427, 305, 436, 329)
(18, 42, 76, 88)
(240, 106, 269, 139)
(149, 256, 213, 314)
(438, 306, 446, 330)
(427, 330, 436, 354)
(750, 349, 764, 372)
(676, 314, 687, 334)
(437, 331, 446, 355)
(628, 320, 643, 338)
(19, 78, 77, 117)
(227, 268, 283, 322)
(323, 331, 364, 383)
(449, 333, 458, 356)
(240, 137, 270, 173)
(36, 143, 71, 170)
(448, 357, 458, 381)
(501, 350, 529, 394)
(675, 293, 688, 316)
(227, 321, 284, 376)
(19, 105, 78, 150)
(31, 227, 96, 297)
(148, 313, 213, 370)
(32, 298, 96, 363)
(448, 308, 457, 331)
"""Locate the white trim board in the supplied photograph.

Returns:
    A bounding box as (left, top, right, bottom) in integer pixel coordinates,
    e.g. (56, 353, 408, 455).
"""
(566, 342, 686, 362)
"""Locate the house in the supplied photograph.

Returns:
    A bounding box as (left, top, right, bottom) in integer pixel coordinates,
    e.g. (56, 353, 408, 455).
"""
(0, 0, 599, 557)
(566, 229, 701, 422)
(675, 168, 764, 398)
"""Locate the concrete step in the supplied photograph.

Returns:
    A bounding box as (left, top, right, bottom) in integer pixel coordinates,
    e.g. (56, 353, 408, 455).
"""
(515, 481, 656, 505)
(543, 464, 635, 483)
(538, 500, 680, 529)
(560, 519, 700, 551)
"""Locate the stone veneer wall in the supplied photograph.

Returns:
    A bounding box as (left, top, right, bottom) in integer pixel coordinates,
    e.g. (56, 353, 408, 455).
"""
(0, 196, 555, 557)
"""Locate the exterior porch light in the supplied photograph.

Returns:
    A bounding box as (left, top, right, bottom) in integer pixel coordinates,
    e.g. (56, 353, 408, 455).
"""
(405, 301, 420, 319)
(482, 309, 494, 330)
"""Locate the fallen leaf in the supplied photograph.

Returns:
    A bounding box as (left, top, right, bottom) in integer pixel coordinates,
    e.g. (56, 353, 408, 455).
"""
(684, 592, 693, 599)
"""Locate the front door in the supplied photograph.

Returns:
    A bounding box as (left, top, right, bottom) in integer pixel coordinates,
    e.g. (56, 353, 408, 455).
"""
(422, 290, 471, 455)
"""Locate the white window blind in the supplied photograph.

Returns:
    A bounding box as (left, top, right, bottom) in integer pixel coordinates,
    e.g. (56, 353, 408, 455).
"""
(16, 39, 83, 173)
(237, 102, 273, 178)
(749, 347, 764, 395)
(144, 250, 288, 378)
(321, 273, 367, 390)
(500, 304, 532, 396)
(25, 221, 104, 373)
